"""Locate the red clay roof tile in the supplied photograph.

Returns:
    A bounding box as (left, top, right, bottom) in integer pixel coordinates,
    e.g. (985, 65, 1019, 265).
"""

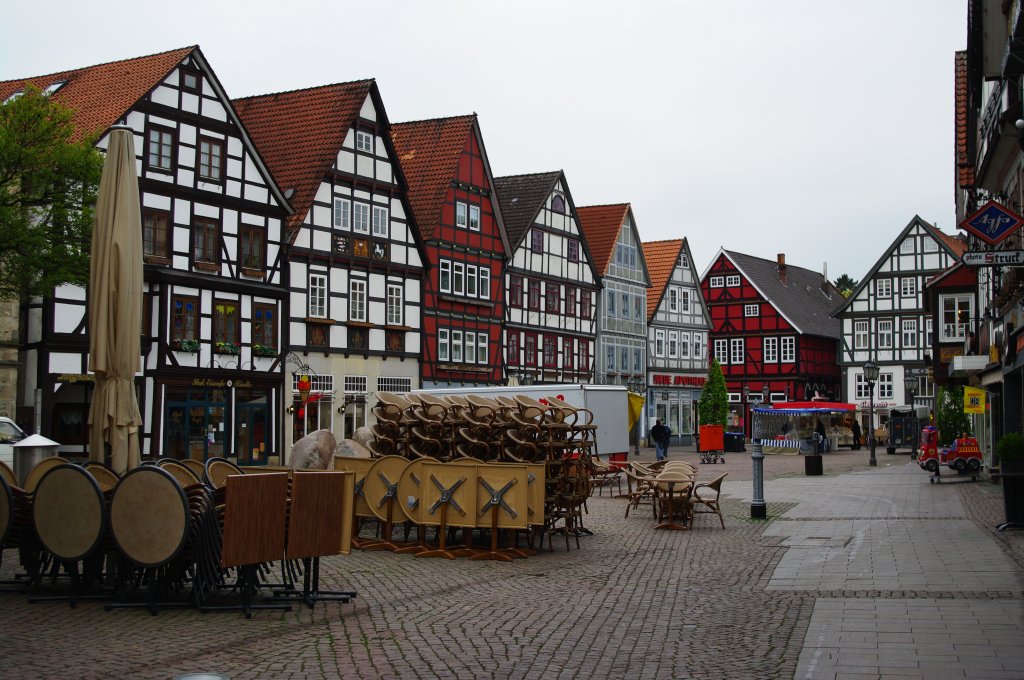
(642, 239, 684, 322)
(576, 204, 630, 275)
(955, 51, 975, 188)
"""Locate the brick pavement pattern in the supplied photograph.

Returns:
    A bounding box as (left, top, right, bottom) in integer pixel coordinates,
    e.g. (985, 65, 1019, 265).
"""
(0, 447, 1021, 679)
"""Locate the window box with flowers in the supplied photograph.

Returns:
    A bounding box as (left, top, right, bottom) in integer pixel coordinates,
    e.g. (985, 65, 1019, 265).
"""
(215, 341, 241, 355)
(252, 343, 278, 358)
(172, 338, 200, 353)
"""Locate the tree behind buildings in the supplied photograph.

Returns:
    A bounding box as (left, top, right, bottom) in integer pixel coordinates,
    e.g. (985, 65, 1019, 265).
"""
(0, 85, 103, 301)
(935, 385, 972, 444)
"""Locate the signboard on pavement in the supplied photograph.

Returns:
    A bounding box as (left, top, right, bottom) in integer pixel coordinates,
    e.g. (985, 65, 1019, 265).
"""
(962, 250, 1024, 266)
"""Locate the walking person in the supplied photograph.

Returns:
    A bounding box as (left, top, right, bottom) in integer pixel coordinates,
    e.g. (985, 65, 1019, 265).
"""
(851, 419, 861, 450)
(651, 419, 671, 461)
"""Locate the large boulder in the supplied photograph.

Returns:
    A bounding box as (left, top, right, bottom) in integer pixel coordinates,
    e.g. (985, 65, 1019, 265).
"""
(352, 426, 374, 448)
(334, 438, 372, 459)
(291, 429, 336, 469)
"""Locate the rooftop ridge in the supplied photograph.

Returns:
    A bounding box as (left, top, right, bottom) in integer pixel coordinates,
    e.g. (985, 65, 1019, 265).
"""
(0, 45, 196, 84)
(233, 78, 375, 102)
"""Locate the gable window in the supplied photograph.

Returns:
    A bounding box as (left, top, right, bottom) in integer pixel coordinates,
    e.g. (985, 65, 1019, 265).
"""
(353, 203, 370, 234)
(669, 289, 679, 312)
(901, 319, 917, 347)
(507, 333, 519, 365)
(854, 320, 869, 349)
(333, 198, 351, 230)
(923, 238, 939, 252)
(781, 336, 795, 362)
(726, 275, 741, 287)
(355, 131, 373, 153)
(438, 329, 450, 362)
(372, 206, 389, 237)
(614, 228, 638, 269)
(713, 339, 728, 363)
(468, 205, 481, 231)
(142, 208, 170, 262)
(180, 69, 200, 93)
(567, 239, 580, 262)
(710, 276, 724, 288)
(439, 260, 452, 294)
(545, 285, 560, 312)
(763, 337, 778, 362)
(510, 275, 523, 307)
(349, 279, 367, 322)
(730, 338, 744, 365)
(198, 136, 224, 182)
(528, 279, 541, 310)
(239, 225, 264, 272)
(668, 331, 678, 358)
(146, 125, 175, 172)
(744, 304, 759, 317)
(900, 239, 915, 254)
(900, 277, 916, 297)
(308, 273, 327, 318)
(551, 195, 566, 214)
(681, 254, 689, 268)
(193, 217, 220, 266)
(655, 329, 665, 357)
(252, 303, 276, 349)
(941, 295, 972, 340)
(531, 229, 544, 253)
(456, 202, 468, 228)
(172, 295, 199, 341)
(877, 320, 893, 349)
(386, 284, 403, 325)
(213, 301, 240, 346)
(876, 279, 891, 298)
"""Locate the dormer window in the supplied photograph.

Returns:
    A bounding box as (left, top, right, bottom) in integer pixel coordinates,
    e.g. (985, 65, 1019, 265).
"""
(4, 90, 23, 103)
(43, 80, 67, 96)
(551, 195, 566, 214)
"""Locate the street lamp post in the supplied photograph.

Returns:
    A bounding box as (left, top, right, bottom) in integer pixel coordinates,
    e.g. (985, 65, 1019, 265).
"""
(750, 383, 767, 519)
(742, 385, 750, 441)
(864, 360, 880, 467)
(903, 373, 917, 407)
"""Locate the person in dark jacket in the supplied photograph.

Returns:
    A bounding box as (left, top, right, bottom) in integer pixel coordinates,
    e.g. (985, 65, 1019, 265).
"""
(851, 419, 862, 450)
(815, 419, 827, 453)
(651, 420, 671, 461)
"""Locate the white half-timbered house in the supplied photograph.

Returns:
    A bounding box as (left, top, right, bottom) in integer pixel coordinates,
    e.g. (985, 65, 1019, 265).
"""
(0, 47, 293, 463)
(834, 216, 966, 426)
(493, 172, 601, 384)
(642, 239, 711, 446)
(234, 81, 426, 455)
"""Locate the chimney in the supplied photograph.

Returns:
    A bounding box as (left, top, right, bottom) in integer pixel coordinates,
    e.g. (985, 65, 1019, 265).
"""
(777, 253, 787, 282)
(821, 261, 830, 293)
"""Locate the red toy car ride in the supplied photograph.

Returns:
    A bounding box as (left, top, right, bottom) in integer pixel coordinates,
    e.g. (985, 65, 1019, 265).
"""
(917, 426, 983, 481)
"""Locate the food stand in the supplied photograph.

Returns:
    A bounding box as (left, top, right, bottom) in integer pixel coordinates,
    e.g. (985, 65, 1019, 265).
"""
(752, 401, 858, 454)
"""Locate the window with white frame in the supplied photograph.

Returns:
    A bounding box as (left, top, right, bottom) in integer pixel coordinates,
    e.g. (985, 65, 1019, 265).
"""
(344, 375, 367, 394)
(668, 331, 678, 358)
(900, 277, 916, 297)
(477, 333, 488, 364)
(531, 229, 544, 253)
(466, 264, 478, 297)
(941, 295, 972, 340)
(714, 339, 728, 362)
(726, 275, 741, 287)
(386, 284, 403, 325)
(452, 262, 465, 295)
(902, 319, 917, 347)
(606, 344, 615, 371)
(876, 278, 891, 298)
(681, 253, 689, 268)
(781, 336, 795, 362)
(878, 372, 893, 399)
(308, 273, 327, 318)
(923, 238, 939, 252)
(349, 279, 367, 322)
(567, 239, 579, 262)
(353, 203, 370, 234)
(878, 320, 893, 349)
(355, 131, 373, 153)
(692, 333, 703, 359)
(763, 337, 778, 362)
(855, 373, 872, 399)
(451, 330, 463, 362)
(377, 376, 412, 393)
(465, 331, 476, 363)
(455, 202, 468, 228)
(899, 238, 914, 254)
(926, 318, 933, 347)
(744, 304, 759, 317)
(681, 289, 690, 312)
(439, 260, 451, 293)
(669, 289, 678, 312)
(730, 338, 744, 365)
(438, 329, 449, 361)
(854, 320, 869, 349)
(917, 375, 934, 397)
(479, 266, 490, 299)
(333, 198, 350, 230)
(469, 205, 481, 231)
(372, 205, 388, 237)
(655, 329, 665, 357)
(710, 276, 724, 288)
(679, 331, 690, 358)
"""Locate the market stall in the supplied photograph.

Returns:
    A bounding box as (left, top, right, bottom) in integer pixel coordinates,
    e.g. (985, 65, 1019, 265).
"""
(752, 401, 858, 454)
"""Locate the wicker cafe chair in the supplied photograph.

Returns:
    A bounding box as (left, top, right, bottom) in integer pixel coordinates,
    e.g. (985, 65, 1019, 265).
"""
(589, 456, 622, 497)
(622, 464, 657, 519)
(156, 458, 203, 488)
(653, 471, 693, 531)
(23, 457, 67, 494)
(690, 472, 728, 528)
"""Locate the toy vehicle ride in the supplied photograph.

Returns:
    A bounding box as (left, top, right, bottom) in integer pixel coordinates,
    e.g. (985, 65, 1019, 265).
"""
(917, 426, 983, 482)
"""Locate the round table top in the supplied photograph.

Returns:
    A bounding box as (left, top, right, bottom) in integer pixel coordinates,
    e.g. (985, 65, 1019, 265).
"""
(111, 466, 189, 568)
(32, 464, 105, 561)
(363, 456, 409, 522)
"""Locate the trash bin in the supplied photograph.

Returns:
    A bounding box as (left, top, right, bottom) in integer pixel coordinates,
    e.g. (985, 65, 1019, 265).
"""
(12, 434, 60, 486)
(724, 432, 745, 452)
(804, 454, 823, 476)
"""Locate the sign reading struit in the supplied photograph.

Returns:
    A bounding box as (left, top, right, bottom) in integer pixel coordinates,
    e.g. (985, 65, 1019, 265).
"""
(959, 200, 1024, 245)
(962, 250, 1024, 266)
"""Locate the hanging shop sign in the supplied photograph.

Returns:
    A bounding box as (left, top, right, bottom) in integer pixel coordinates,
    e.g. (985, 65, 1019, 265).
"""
(959, 200, 1024, 246)
(962, 250, 1024, 266)
(964, 386, 986, 414)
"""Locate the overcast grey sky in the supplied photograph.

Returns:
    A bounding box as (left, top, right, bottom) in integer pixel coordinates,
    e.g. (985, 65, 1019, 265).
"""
(2, 1, 966, 281)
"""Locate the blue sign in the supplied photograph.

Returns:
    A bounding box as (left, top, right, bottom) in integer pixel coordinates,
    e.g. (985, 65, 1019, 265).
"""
(960, 200, 1024, 245)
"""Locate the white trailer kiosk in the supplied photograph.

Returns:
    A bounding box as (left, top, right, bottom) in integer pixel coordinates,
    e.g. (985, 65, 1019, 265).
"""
(411, 384, 629, 460)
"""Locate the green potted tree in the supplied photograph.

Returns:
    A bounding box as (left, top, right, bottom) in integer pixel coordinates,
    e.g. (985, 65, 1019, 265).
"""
(995, 432, 1024, 528)
(697, 359, 727, 455)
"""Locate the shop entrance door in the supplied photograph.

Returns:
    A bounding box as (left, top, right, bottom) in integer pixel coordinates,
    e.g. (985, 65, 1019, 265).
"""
(343, 399, 366, 439)
(236, 390, 269, 465)
(163, 388, 228, 461)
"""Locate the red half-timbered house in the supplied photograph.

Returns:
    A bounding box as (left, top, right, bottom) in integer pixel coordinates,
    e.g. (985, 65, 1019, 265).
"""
(701, 250, 843, 437)
(390, 115, 510, 387)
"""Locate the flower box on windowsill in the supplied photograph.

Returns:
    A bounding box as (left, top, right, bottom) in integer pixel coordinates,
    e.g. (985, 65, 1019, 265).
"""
(252, 344, 277, 358)
(215, 342, 241, 355)
(172, 338, 200, 353)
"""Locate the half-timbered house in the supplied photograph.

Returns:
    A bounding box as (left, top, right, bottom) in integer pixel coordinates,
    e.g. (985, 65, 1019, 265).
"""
(492, 172, 600, 384)
(234, 81, 427, 453)
(390, 115, 510, 388)
(701, 251, 843, 438)
(0, 47, 293, 463)
(642, 239, 711, 446)
(834, 217, 966, 426)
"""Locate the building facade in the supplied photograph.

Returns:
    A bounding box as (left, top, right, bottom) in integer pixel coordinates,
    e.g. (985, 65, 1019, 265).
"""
(390, 115, 510, 388)
(493, 172, 600, 385)
(234, 81, 426, 456)
(642, 239, 711, 446)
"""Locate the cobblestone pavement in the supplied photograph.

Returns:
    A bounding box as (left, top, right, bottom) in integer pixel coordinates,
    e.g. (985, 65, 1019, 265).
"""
(1, 447, 1021, 680)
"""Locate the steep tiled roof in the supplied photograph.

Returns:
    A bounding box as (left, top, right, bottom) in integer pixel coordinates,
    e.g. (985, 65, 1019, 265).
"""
(0, 47, 195, 143)
(932, 226, 967, 256)
(390, 115, 476, 241)
(642, 239, 684, 322)
(492, 171, 562, 246)
(954, 51, 975, 188)
(577, 204, 629, 276)
(234, 80, 374, 231)
(725, 250, 843, 339)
